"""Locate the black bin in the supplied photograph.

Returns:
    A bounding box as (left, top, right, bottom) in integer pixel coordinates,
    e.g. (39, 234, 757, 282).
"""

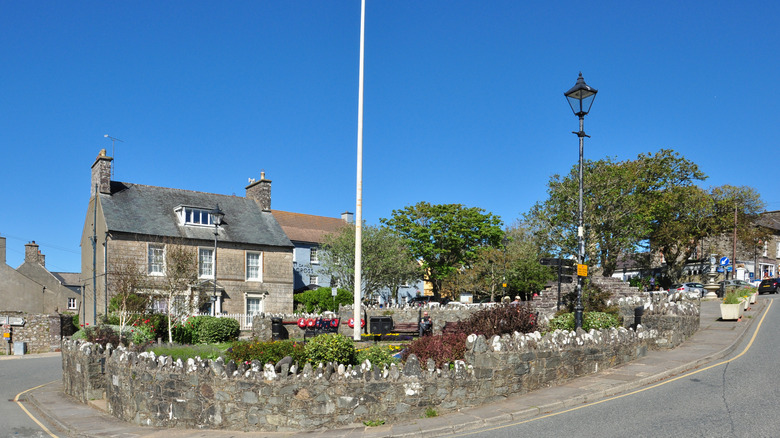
(369, 316, 393, 334)
(271, 317, 288, 340)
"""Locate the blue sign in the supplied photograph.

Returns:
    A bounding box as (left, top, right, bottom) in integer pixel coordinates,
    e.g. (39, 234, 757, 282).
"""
(727, 266, 733, 272)
(720, 257, 730, 266)
(716, 267, 724, 273)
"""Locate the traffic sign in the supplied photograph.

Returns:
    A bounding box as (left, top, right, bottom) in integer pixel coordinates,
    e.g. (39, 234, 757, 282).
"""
(720, 257, 730, 266)
(577, 264, 588, 277)
(540, 258, 575, 266)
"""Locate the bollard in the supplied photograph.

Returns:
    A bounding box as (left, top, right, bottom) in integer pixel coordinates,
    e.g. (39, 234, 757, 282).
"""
(632, 306, 644, 330)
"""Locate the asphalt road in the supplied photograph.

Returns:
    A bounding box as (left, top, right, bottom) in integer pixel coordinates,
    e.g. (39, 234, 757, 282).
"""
(460, 295, 780, 438)
(0, 353, 62, 438)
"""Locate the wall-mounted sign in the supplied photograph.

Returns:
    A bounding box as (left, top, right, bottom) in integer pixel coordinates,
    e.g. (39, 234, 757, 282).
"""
(0, 316, 24, 326)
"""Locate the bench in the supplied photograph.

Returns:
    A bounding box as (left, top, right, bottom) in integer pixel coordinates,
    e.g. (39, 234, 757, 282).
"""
(393, 322, 420, 337)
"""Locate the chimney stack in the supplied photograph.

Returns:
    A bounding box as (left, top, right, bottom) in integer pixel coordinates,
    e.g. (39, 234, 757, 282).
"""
(25, 241, 43, 266)
(341, 212, 354, 223)
(246, 171, 271, 211)
(91, 149, 113, 196)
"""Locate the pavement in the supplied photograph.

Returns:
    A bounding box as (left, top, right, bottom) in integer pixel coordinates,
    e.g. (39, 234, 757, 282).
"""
(18, 297, 768, 438)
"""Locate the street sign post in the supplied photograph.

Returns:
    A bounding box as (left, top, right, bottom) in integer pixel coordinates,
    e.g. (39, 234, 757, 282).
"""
(540, 258, 577, 310)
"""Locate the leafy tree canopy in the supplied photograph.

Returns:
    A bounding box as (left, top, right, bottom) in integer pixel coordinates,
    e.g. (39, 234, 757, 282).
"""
(525, 149, 707, 277)
(320, 224, 421, 302)
(381, 202, 504, 298)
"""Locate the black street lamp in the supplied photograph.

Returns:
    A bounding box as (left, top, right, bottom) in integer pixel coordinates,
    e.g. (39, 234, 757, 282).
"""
(210, 204, 225, 316)
(564, 72, 597, 331)
(502, 236, 509, 300)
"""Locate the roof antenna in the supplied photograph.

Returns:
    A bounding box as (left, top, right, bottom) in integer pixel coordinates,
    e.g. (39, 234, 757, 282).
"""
(104, 134, 124, 179)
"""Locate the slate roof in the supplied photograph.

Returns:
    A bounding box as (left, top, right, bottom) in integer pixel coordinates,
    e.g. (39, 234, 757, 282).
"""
(271, 210, 348, 244)
(756, 211, 780, 231)
(51, 272, 81, 287)
(100, 182, 292, 248)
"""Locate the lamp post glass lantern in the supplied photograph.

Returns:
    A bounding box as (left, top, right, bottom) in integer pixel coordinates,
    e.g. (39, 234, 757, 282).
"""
(210, 204, 225, 316)
(564, 72, 597, 330)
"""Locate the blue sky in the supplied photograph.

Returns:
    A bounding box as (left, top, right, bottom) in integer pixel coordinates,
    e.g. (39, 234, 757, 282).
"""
(1, 1, 778, 274)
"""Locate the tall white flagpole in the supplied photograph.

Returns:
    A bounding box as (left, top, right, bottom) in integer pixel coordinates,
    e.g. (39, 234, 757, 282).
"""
(353, 0, 366, 341)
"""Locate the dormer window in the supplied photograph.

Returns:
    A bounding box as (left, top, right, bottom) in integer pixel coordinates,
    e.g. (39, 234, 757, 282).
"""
(176, 206, 217, 226)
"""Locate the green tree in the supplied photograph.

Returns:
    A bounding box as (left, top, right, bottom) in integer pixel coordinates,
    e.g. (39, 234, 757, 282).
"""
(649, 184, 766, 282)
(505, 224, 556, 300)
(443, 224, 552, 302)
(381, 202, 504, 298)
(320, 224, 421, 302)
(526, 149, 706, 277)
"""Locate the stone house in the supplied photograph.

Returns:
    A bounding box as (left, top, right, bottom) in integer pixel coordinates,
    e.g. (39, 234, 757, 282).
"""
(271, 210, 352, 292)
(0, 237, 82, 315)
(80, 150, 294, 325)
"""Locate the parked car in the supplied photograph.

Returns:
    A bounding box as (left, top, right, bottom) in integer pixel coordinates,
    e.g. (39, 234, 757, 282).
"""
(718, 279, 756, 297)
(685, 282, 706, 297)
(668, 283, 702, 298)
(758, 278, 780, 294)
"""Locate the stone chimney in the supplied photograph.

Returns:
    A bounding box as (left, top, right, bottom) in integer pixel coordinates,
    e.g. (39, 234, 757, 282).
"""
(91, 149, 113, 196)
(341, 212, 354, 223)
(246, 171, 271, 211)
(0, 236, 5, 265)
(25, 241, 44, 266)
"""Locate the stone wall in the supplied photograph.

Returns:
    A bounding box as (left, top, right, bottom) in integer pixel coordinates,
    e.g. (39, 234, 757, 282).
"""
(618, 295, 700, 349)
(1, 312, 74, 354)
(62, 327, 654, 432)
(60, 299, 698, 432)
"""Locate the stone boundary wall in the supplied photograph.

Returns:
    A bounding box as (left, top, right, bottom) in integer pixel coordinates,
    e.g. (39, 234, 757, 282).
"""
(60, 300, 698, 432)
(1, 312, 75, 354)
(618, 296, 700, 349)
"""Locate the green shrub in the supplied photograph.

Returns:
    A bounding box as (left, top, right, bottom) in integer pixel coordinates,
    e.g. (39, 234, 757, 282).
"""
(172, 316, 209, 344)
(456, 303, 536, 337)
(226, 339, 306, 365)
(401, 332, 468, 369)
(304, 334, 356, 365)
(548, 312, 620, 332)
(126, 322, 155, 346)
(124, 314, 168, 341)
(723, 291, 741, 304)
(198, 317, 240, 343)
(294, 287, 353, 313)
(560, 280, 620, 316)
(356, 345, 399, 369)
